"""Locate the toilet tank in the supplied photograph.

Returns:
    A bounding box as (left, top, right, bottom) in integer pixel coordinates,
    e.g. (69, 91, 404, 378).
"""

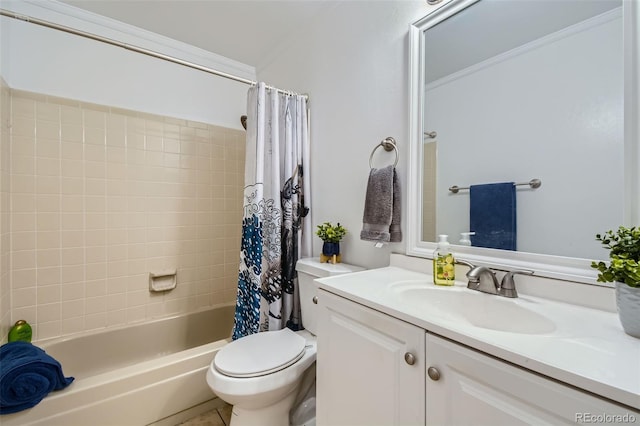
(295, 258, 364, 335)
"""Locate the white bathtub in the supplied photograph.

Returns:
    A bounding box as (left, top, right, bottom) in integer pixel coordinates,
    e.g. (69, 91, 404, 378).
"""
(1, 305, 235, 426)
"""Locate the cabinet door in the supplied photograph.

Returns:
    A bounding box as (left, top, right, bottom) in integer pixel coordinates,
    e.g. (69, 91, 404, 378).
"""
(426, 333, 637, 425)
(317, 290, 425, 426)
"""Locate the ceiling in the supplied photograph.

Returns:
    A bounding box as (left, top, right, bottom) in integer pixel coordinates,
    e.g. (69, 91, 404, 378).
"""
(58, 0, 338, 68)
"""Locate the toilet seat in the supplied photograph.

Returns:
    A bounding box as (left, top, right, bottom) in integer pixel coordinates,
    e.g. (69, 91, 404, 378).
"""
(214, 328, 307, 378)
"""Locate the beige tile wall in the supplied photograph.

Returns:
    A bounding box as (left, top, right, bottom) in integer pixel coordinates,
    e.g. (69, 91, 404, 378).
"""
(1, 79, 10, 343)
(8, 89, 244, 341)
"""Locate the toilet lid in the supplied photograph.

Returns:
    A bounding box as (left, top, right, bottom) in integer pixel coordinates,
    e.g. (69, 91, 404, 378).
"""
(214, 328, 307, 378)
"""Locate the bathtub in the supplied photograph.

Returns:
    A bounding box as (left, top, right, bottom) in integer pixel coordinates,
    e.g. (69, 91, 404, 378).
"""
(1, 305, 235, 426)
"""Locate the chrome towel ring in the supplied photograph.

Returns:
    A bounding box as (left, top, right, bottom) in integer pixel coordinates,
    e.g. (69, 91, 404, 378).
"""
(369, 137, 399, 169)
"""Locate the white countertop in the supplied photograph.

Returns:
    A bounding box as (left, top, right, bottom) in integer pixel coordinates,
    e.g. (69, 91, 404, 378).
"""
(317, 266, 640, 410)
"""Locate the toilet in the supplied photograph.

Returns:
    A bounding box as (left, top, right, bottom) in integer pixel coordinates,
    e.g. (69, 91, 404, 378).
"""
(206, 257, 364, 426)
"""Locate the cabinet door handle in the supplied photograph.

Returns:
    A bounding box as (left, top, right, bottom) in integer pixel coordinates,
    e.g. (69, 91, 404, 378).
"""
(427, 367, 441, 381)
(404, 352, 416, 365)
(312, 296, 318, 304)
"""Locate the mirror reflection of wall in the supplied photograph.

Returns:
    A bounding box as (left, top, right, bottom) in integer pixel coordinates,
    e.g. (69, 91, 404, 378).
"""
(421, 0, 623, 260)
(422, 141, 437, 242)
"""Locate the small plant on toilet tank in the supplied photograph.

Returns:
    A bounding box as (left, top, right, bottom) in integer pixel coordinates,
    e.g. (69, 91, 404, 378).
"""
(316, 222, 346, 264)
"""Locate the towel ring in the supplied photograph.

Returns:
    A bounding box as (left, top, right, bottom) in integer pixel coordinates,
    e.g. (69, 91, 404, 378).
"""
(369, 137, 399, 169)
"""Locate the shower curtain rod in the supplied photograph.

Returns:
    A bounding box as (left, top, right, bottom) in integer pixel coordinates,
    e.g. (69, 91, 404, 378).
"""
(0, 9, 308, 100)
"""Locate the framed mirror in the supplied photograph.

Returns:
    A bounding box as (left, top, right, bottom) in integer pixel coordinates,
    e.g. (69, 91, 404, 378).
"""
(407, 0, 639, 284)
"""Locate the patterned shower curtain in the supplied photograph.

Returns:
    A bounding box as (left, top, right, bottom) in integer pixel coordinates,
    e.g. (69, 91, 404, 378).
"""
(232, 82, 312, 340)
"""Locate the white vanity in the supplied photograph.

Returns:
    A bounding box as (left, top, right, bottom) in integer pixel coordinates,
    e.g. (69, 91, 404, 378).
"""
(313, 0, 640, 423)
(315, 255, 640, 425)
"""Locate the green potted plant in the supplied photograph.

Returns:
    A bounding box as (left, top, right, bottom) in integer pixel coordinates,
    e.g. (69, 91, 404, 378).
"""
(591, 226, 640, 338)
(316, 222, 347, 264)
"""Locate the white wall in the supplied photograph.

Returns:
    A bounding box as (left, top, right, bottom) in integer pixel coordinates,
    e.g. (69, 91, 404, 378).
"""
(1, 1, 253, 130)
(258, 1, 433, 269)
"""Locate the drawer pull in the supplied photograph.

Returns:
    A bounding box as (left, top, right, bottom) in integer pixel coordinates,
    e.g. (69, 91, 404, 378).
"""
(428, 367, 441, 381)
(312, 296, 318, 304)
(404, 352, 416, 365)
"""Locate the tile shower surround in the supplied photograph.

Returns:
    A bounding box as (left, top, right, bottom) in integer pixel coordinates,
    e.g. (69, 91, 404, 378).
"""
(2, 88, 245, 341)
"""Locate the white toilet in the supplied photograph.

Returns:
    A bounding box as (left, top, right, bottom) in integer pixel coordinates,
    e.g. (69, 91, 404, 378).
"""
(206, 258, 364, 426)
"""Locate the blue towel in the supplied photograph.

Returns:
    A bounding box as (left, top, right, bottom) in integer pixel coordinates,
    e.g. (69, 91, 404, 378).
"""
(0, 341, 74, 414)
(469, 182, 517, 251)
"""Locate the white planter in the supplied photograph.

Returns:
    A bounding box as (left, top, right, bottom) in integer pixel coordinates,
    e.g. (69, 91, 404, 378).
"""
(615, 282, 640, 338)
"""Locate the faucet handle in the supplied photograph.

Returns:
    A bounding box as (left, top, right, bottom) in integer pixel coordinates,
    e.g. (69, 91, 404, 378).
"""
(499, 270, 534, 298)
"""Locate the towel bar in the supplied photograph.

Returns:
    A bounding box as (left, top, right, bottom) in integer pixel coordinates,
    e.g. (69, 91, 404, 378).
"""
(369, 137, 399, 169)
(449, 178, 541, 194)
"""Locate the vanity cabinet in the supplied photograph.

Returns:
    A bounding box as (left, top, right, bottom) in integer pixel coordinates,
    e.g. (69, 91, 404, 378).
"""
(317, 289, 425, 426)
(425, 334, 633, 425)
(317, 289, 637, 426)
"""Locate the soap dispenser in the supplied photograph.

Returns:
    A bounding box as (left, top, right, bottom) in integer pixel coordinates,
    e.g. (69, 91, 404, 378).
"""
(459, 232, 475, 246)
(433, 234, 455, 286)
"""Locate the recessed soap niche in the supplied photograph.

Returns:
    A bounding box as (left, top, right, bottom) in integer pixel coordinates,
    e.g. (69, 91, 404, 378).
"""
(149, 270, 177, 292)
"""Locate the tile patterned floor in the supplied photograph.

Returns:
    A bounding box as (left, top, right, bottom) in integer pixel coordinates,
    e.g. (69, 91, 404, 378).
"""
(178, 404, 232, 426)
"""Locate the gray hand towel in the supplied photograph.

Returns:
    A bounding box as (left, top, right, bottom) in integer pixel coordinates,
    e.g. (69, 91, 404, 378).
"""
(360, 165, 402, 243)
(390, 168, 402, 243)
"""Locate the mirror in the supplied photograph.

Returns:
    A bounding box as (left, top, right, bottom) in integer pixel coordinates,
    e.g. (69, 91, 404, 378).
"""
(407, 0, 637, 283)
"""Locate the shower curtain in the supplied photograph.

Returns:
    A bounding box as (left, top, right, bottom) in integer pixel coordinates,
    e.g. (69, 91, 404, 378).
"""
(232, 82, 312, 340)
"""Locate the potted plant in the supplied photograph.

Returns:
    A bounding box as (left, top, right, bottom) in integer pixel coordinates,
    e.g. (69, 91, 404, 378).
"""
(316, 222, 347, 264)
(591, 226, 640, 338)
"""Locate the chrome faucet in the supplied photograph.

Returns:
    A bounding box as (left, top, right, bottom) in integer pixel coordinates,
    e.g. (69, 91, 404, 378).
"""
(456, 259, 533, 298)
(466, 266, 501, 295)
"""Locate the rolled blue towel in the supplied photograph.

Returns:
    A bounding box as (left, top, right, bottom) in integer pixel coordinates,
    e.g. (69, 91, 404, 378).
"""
(0, 341, 74, 414)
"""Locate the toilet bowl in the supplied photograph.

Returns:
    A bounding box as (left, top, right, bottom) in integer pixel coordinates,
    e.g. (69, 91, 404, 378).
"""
(206, 257, 364, 426)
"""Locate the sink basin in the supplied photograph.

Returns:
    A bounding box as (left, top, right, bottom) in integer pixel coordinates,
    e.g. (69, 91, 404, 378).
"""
(389, 281, 556, 334)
